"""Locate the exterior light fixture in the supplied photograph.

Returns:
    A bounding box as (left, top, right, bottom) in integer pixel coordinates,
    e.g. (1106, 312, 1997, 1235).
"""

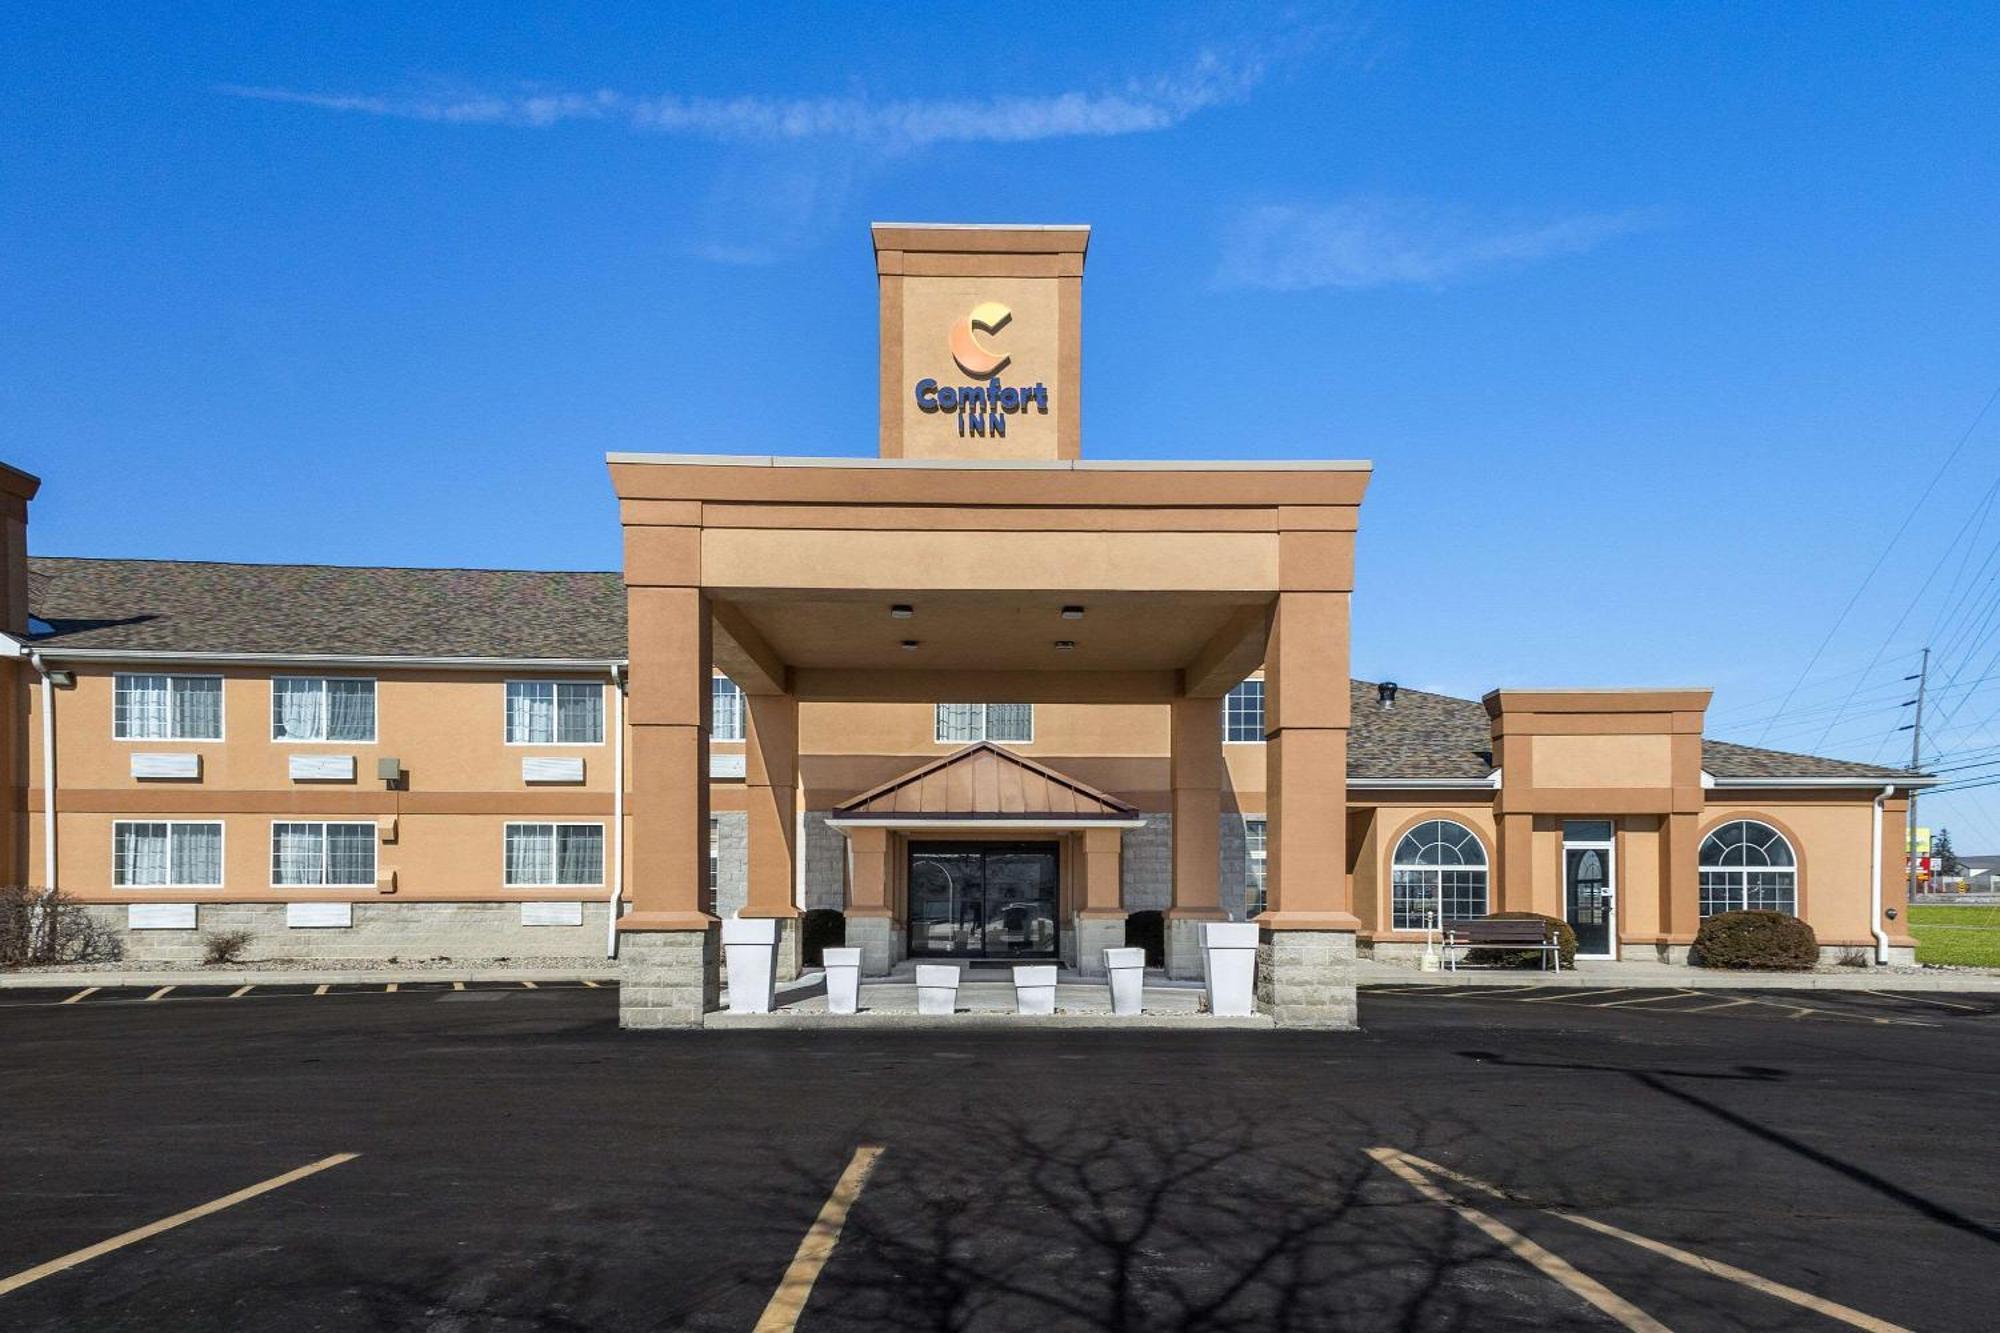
(900, 640, 920, 651)
(46, 669, 75, 688)
(890, 605, 914, 619)
(1053, 640, 1076, 651)
(1060, 606, 1085, 620)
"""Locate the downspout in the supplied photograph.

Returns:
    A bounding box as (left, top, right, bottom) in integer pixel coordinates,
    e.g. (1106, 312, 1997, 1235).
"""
(1870, 783, 1894, 965)
(26, 650, 56, 894)
(606, 663, 625, 959)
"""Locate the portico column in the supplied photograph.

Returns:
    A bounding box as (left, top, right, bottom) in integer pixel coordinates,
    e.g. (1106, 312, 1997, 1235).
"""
(1076, 825, 1127, 978)
(618, 579, 719, 1029)
(741, 690, 802, 979)
(844, 826, 895, 976)
(1257, 585, 1359, 1028)
(1165, 697, 1225, 979)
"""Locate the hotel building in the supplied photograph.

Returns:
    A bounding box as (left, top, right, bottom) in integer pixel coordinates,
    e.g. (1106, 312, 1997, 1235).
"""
(1, 224, 1925, 1027)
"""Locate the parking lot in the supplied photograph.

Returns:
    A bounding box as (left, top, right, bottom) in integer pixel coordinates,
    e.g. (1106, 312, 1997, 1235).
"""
(2, 984, 1996, 1331)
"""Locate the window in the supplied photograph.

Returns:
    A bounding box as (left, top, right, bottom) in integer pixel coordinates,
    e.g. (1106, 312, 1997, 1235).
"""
(504, 823, 605, 887)
(113, 822, 223, 887)
(1699, 820, 1797, 917)
(271, 677, 376, 742)
(271, 822, 377, 887)
(1224, 679, 1265, 742)
(711, 676, 745, 741)
(113, 674, 223, 740)
(934, 703, 1033, 744)
(1244, 817, 1268, 916)
(506, 681, 605, 744)
(1390, 819, 1490, 930)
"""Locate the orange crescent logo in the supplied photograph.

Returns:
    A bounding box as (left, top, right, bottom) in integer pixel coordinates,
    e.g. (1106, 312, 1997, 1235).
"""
(949, 301, 1013, 377)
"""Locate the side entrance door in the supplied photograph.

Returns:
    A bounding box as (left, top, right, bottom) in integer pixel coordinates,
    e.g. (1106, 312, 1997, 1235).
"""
(1562, 820, 1617, 959)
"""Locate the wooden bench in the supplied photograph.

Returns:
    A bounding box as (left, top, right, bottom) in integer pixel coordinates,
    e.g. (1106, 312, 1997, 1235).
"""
(1441, 918, 1563, 972)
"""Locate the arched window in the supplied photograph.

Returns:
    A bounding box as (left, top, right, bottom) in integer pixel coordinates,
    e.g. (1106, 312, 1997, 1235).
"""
(1698, 820, 1797, 917)
(1391, 820, 1489, 930)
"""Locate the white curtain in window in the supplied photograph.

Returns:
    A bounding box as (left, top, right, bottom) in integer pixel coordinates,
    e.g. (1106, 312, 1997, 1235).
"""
(507, 825, 555, 885)
(937, 703, 982, 742)
(326, 679, 375, 741)
(985, 704, 1032, 743)
(273, 678, 324, 740)
(115, 822, 171, 885)
(171, 824, 223, 886)
(556, 683, 603, 743)
(507, 682, 555, 743)
(116, 675, 171, 739)
(273, 823, 323, 885)
(325, 825, 376, 885)
(557, 826, 604, 885)
(711, 677, 744, 741)
(173, 676, 224, 740)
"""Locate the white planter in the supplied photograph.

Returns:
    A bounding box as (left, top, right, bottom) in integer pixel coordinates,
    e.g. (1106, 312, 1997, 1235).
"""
(822, 947, 862, 1015)
(1102, 946, 1147, 1016)
(915, 964, 960, 1016)
(1201, 921, 1260, 1018)
(721, 916, 779, 1014)
(1013, 964, 1058, 1015)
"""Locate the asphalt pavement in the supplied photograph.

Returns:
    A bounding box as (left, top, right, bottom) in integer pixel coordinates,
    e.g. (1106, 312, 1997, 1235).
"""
(1, 984, 1995, 1330)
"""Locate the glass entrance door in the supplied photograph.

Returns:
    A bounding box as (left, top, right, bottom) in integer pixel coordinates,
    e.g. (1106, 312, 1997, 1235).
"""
(1562, 821, 1616, 959)
(907, 841, 1059, 959)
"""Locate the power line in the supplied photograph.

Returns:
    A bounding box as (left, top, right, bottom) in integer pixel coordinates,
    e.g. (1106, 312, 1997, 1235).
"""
(1757, 381, 2000, 746)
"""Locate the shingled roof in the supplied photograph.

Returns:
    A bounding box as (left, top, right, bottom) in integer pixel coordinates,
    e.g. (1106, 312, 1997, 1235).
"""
(25, 557, 626, 659)
(1347, 680, 1911, 783)
(22, 557, 1910, 781)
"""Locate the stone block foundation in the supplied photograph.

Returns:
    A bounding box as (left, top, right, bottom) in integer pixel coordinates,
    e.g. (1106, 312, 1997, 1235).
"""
(846, 914, 897, 976)
(84, 901, 612, 963)
(1072, 915, 1127, 978)
(1257, 928, 1358, 1029)
(620, 927, 720, 1029)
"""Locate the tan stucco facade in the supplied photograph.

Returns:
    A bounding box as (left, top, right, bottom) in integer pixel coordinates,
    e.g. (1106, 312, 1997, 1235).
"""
(5, 223, 1924, 1016)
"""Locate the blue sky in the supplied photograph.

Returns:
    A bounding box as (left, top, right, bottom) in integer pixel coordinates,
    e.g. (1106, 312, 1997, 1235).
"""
(8, 3, 2000, 847)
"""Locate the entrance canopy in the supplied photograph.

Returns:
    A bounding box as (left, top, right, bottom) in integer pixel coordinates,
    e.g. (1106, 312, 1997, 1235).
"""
(828, 741, 1144, 829)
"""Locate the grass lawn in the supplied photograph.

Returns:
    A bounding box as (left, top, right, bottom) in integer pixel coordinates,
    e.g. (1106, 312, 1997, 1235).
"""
(1908, 904, 2000, 967)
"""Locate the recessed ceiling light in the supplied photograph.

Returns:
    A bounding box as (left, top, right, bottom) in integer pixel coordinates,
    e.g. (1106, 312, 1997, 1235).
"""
(1053, 640, 1076, 651)
(1060, 606, 1085, 620)
(890, 604, 914, 619)
(900, 639, 920, 650)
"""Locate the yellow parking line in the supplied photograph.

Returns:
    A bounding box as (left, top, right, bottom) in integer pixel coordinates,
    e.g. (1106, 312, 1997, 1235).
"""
(1688, 997, 1754, 1012)
(1594, 991, 1697, 1008)
(582, 979, 601, 989)
(60, 987, 99, 1005)
(452, 981, 465, 991)
(1365, 1148, 1666, 1332)
(313, 984, 330, 997)
(1864, 989, 1982, 1011)
(1382, 1149, 1910, 1333)
(754, 1145, 886, 1332)
(0, 1153, 359, 1298)
(520, 980, 537, 989)
(145, 986, 173, 1002)
(1521, 988, 1628, 1003)
(229, 985, 254, 999)
(384, 983, 398, 994)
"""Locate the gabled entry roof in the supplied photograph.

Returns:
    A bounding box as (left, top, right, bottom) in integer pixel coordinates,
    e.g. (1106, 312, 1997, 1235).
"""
(832, 742, 1140, 821)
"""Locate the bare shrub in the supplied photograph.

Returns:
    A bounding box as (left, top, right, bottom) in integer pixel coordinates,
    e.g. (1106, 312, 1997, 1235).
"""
(0, 885, 123, 968)
(202, 929, 254, 966)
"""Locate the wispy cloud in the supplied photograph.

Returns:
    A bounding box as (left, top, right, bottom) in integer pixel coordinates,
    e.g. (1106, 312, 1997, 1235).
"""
(218, 51, 1265, 150)
(1215, 199, 1663, 291)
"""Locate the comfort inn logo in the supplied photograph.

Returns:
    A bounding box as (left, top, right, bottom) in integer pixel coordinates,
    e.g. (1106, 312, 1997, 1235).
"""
(914, 301, 1049, 438)
(950, 301, 1013, 377)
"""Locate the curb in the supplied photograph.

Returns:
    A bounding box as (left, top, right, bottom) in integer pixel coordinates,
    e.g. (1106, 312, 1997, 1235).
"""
(1, 969, 618, 989)
(704, 1011, 1278, 1030)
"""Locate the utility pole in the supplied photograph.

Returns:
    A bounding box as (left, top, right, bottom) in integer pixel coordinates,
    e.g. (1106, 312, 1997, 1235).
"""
(1903, 646, 1930, 905)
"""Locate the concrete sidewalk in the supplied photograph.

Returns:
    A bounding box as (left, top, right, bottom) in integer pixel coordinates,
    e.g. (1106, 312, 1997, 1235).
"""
(1356, 957, 2000, 991)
